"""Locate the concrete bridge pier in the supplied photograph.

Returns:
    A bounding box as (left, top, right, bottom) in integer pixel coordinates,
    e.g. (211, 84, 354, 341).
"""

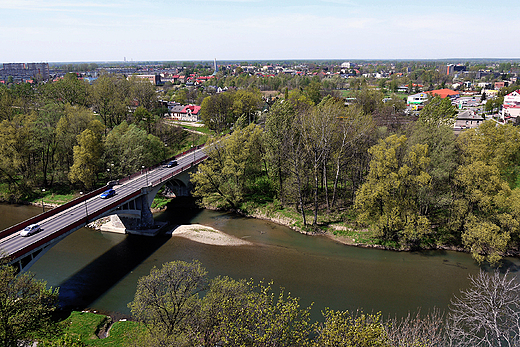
(101, 166, 197, 235)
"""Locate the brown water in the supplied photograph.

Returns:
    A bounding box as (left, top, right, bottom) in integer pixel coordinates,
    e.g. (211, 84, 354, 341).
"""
(2, 200, 517, 321)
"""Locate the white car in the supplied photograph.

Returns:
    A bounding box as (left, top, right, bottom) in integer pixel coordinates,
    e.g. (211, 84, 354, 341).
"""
(20, 224, 41, 237)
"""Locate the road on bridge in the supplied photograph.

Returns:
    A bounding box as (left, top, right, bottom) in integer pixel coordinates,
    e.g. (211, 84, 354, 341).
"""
(0, 147, 207, 265)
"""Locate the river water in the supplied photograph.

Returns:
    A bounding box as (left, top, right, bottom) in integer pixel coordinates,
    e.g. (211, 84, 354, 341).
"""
(2, 200, 517, 321)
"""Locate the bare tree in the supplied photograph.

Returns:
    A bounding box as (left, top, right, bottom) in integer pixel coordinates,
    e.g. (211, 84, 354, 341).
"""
(385, 308, 447, 347)
(448, 270, 520, 347)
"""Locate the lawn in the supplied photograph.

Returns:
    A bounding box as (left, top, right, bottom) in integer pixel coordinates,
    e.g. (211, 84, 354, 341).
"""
(40, 311, 144, 347)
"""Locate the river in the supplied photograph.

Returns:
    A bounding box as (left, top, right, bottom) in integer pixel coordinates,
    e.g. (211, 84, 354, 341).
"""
(1, 200, 517, 321)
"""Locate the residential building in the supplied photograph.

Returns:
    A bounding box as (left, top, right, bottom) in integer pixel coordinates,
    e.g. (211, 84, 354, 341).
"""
(454, 110, 484, 130)
(169, 104, 201, 122)
(133, 74, 161, 85)
(407, 92, 428, 106)
(503, 89, 520, 118)
(426, 89, 459, 99)
(0, 62, 49, 81)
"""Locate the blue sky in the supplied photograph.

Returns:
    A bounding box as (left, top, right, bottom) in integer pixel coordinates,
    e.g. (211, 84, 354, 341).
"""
(1, 0, 519, 62)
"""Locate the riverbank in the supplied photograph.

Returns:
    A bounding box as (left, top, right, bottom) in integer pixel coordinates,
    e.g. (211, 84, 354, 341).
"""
(247, 209, 373, 247)
(245, 208, 472, 254)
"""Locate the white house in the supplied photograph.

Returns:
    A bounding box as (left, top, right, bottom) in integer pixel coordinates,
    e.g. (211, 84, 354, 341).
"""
(503, 89, 520, 118)
(170, 105, 201, 122)
(407, 92, 428, 106)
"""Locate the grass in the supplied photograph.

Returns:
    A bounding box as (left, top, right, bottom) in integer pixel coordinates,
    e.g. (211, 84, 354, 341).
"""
(330, 225, 376, 244)
(181, 124, 213, 135)
(26, 185, 77, 206)
(151, 196, 172, 210)
(40, 311, 144, 347)
(66, 311, 108, 342)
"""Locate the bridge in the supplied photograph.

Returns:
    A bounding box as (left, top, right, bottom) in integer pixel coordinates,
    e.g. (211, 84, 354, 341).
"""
(0, 146, 207, 272)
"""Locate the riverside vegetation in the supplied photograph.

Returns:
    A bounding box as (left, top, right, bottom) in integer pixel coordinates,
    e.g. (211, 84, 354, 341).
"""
(3, 259, 520, 347)
(192, 92, 520, 266)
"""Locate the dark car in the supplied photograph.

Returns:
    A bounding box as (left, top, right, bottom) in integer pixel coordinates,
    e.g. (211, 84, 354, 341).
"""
(166, 160, 178, 168)
(100, 188, 116, 199)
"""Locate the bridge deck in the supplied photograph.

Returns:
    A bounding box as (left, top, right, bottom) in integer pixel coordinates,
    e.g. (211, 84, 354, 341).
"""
(0, 146, 207, 266)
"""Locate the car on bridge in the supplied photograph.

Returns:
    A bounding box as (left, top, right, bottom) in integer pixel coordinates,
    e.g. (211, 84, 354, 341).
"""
(100, 189, 116, 199)
(166, 160, 178, 167)
(20, 224, 41, 237)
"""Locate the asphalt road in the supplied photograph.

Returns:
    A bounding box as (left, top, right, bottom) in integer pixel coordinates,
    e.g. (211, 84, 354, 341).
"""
(0, 148, 207, 259)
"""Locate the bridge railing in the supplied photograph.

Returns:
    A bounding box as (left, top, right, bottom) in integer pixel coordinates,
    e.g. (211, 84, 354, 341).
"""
(150, 155, 208, 187)
(0, 186, 107, 240)
(9, 190, 142, 262)
(118, 144, 205, 185)
(1, 145, 207, 240)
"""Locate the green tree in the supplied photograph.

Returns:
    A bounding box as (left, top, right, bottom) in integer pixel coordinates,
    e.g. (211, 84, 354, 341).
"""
(104, 122, 165, 177)
(454, 121, 520, 264)
(301, 97, 340, 224)
(68, 129, 103, 189)
(232, 89, 263, 124)
(35, 104, 65, 187)
(128, 260, 208, 341)
(0, 86, 15, 121)
(129, 76, 158, 112)
(264, 100, 296, 204)
(55, 105, 104, 172)
(191, 276, 250, 346)
(0, 263, 59, 347)
(191, 124, 265, 210)
(484, 96, 504, 115)
(132, 106, 157, 134)
(330, 105, 373, 209)
(304, 81, 322, 105)
(91, 74, 129, 128)
(418, 95, 457, 127)
(43, 73, 91, 107)
(354, 134, 432, 246)
(200, 92, 235, 134)
(354, 87, 384, 116)
(407, 122, 459, 232)
(314, 309, 390, 347)
(217, 281, 314, 347)
(173, 88, 188, 104)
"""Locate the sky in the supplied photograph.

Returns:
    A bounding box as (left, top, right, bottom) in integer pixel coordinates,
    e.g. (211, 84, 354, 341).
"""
(1, 0, 519, 63)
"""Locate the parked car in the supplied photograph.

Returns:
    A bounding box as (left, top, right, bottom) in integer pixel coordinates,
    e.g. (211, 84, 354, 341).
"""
(20, 224, 41, 237)
(166, 160, 178, 168)
(100, 188, 116, 199)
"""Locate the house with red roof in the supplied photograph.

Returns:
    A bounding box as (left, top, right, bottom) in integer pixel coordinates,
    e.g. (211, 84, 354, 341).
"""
(170, 104, 201, 122)
(426, 89, 460, 99)
(503, 89, 520, 118)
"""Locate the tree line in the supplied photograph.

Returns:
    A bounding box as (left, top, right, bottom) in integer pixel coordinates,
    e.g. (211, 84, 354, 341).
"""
(0, 73, 187, 200)
(192, 92, 520, 265)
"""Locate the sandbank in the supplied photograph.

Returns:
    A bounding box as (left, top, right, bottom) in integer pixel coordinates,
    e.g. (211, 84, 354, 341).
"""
(167, 224, 252, 246)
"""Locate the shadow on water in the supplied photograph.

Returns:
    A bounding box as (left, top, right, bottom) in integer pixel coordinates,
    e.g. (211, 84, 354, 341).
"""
(57, 197, 204, 312)
(479, 259, 520, 274)
(57, 233, 171, 311)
